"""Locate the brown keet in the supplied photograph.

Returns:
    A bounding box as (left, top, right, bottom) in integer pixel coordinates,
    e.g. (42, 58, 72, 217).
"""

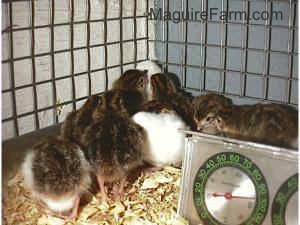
(61, 94, 100, 145)
(93, 89, 145, 117)
(61, 89, 145, 146)
(112, 69, 149, 100)
(59, 69, 150, 201)
(193, 96, 298, 149)
(150, 73, 178, 99)
(193, 93, 233, 134)
(22, 136, 91, 220)
(81, 108, 146, 201)
(61, 69, 149, 144)
(150, 73, 196, 130)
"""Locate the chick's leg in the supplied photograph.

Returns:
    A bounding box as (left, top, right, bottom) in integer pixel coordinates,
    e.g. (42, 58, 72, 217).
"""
(69, 196, 80, 220)
(119, 177, 127, 196)
(57, 196, 80, 221)
(112, 177, 127, 200)
(97, 176, 108, 201)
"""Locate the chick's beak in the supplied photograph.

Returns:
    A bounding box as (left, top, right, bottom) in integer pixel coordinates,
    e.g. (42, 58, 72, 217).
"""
(144, 74, 149, 84)
(197, 123, 203, 132)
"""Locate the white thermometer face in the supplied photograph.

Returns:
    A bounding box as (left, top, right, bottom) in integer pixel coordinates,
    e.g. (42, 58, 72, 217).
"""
(194, 152, 269, 225)
(204, 167, 256, 225)
(285, 192, 298, 225)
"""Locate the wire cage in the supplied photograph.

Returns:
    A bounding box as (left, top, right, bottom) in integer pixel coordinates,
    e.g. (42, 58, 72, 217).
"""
(2, 0, 298, 141)
(152, 0, 298, 104)
(2, 0, 151, 139)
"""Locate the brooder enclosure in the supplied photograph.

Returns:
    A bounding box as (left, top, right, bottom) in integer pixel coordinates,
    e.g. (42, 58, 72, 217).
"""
(2, 0, 298, 225)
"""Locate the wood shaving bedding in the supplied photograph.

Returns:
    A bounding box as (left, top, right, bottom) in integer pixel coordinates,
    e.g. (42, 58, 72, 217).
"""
(3, 167, 189, 225)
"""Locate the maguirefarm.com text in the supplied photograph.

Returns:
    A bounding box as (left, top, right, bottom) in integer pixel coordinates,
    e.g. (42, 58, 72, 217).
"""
(149, 8, 283, 23)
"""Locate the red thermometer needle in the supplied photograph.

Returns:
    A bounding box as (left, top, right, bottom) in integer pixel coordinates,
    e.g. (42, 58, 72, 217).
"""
(212, 192, 255, 200)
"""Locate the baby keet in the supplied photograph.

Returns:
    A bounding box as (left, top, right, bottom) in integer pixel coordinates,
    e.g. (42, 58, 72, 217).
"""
(22, 136, 91, 219)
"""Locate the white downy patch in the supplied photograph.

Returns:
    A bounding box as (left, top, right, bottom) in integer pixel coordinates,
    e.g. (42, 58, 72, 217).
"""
(133, 111, 189, 166)
(22, 150, 36, 190)
(43, 195, 76, 213)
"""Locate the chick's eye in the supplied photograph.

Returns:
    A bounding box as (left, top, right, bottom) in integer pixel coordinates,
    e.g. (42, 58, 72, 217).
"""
(206, 116, 214, 122)
(138, 78, 145, 85)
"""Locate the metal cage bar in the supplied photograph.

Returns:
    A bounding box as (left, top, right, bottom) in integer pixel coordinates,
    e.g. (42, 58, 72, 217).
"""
(146, 0, 150, 59)
(50, 0, 58, 123)
(287, 0, 297, 104)
(220, 0, 229, 93)
(165, 0, 170, 72)
(180, 0, 185, 85)
(202, 0, 208, 91)
(183, 0, 189, 88)
(8, 1, 19, 136)
(103, 0, 109, 90)
(151, 0, 298, 106)
(119, 0, 124, 74)
(70, 0, 76, 111)
(240, 0, 249, 97)
(199, 0, 207, 92)
(2, 0, 150, 139)
(133, 0, 138, 67)
(30, 0, 40, 129)
(262, 0, 272, 101)
(86, 0, 92, 96)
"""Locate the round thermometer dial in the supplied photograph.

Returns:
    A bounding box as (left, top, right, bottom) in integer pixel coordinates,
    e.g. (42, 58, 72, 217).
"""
(193, 152, 269, 225)
(272, 174, 298, 225)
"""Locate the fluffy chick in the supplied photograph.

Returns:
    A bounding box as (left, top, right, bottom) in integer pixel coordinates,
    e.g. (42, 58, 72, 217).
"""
(80, 106, 146, 200)
(194, 94, 298, 149)
(150, 73, 196, 130)
(22, 136, 91, 220)
(61, 88, 145, 146)
(193, 93, 233, 134)
(112, 69, 149, 100)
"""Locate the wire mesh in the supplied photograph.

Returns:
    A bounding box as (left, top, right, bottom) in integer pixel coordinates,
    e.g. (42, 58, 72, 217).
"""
(2, 0, 149, 139)
(151, 0, 298, 106)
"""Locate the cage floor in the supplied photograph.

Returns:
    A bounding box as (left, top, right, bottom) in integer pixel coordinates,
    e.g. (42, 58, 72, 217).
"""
(3, 166, 188, 225)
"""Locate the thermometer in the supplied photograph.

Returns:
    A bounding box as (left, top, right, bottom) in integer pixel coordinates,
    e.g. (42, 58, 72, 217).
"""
(193, 152, 269, 225)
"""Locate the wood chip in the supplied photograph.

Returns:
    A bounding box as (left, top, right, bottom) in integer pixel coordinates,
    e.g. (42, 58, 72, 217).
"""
(141, 178, 159, 190)
(3, 166, 189, 225)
